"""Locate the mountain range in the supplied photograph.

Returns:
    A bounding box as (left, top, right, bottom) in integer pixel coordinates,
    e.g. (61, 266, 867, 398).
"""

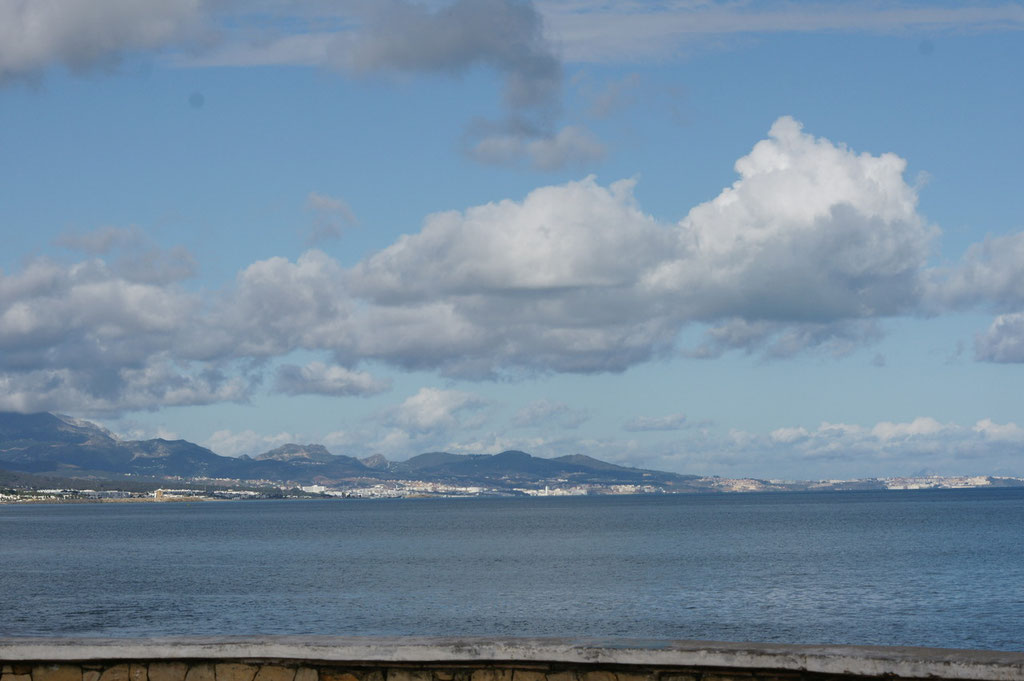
(0, 411, 698, 489)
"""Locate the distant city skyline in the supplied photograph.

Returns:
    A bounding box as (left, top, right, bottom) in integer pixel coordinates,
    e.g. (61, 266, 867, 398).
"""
(1, 1, 1023, 479)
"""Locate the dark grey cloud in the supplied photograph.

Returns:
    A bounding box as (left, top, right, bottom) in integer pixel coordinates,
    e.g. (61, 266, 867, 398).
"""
(467, 123, 606, 170)
(56, 226, 197, 284)
(337, 0, 603, 170)
(930, 232, 1024, 310)
(0, 362, 253, 417)
(926, 233, 1024, 363)
(0, 0, 207, 81)
(0, 251, 252, 415)
(975, 313, 1024, 362)
(344, 0, 561, 113)
(687, 319, 883, 360)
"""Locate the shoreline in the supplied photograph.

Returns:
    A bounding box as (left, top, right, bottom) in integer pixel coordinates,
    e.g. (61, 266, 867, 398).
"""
(4, 485, 1024, 506)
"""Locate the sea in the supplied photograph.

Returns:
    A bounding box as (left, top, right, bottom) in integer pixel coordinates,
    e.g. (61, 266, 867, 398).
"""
(1, 489, 1022, 650)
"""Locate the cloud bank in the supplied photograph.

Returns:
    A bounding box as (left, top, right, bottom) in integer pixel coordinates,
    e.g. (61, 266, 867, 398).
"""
(2, 117, 1022, 415)
(630, 415, 1024, 479)
(541, 1, 1024, 63)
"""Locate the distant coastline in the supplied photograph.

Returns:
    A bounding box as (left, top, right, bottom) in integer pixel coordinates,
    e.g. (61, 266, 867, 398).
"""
(3, 411, 1023, 504)
(4, 477, 1024, 505)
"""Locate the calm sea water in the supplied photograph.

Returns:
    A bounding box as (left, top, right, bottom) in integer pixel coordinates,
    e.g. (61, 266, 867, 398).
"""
(1, 490, 1022, 650)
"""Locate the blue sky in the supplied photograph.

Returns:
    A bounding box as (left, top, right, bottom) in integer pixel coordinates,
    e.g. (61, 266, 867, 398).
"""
(2, 1, 1023, 479)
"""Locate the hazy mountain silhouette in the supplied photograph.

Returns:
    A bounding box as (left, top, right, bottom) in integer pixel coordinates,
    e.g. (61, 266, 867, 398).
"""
(0, 411, 697, 488)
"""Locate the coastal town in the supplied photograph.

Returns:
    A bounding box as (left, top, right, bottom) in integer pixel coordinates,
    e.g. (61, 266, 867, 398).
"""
(3, 473, 1022, 504)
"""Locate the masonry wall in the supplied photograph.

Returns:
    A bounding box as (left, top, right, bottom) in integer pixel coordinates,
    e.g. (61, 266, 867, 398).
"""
(2, 639, 1022, 681)
(0, 661, 842, 681)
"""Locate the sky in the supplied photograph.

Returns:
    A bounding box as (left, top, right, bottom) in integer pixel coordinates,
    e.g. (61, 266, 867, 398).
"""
(1, 0, 1023, 480)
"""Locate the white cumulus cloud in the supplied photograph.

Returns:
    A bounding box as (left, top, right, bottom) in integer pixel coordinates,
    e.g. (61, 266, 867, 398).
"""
(383, 387, 488, 433)
(770, 426, 810, 444)
(6, 116, 1011, 414)
(273, 361, 390, 397)
(871, 417, 949, 441)
(973, 418, 1024, 442)
(646, 116, 934, 325)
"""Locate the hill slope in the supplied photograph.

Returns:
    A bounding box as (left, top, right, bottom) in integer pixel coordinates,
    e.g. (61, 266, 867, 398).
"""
(0, 411, 696, 489)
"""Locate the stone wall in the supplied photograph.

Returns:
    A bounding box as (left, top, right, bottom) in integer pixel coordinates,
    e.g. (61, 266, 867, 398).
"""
(3, 662, 749, 681)
(2, 639, 1022, 681)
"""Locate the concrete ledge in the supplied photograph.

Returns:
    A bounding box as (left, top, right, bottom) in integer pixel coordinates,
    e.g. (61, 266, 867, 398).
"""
(2, 638, 1022, 681)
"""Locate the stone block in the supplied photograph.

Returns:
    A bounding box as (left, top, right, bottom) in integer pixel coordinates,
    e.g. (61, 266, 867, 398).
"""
(2, 667, 12, 675)
(362, 671, 384, 681)
(318, 671, 358, 681)
(387, 672, 432, 681)
(149, 664, 188, 681)
(2, 673, 32, 681)
(129, 664, 148, 681)
(215, 665, 257, 681)
(185, 665, 215, 681)
(702, 675, 754, 681)
(546, 672, 576, 681)
(292, 671, 316, 681)
(433, 673, 454, 681)
(470, 670, 512, 681)
(578, 671, 616, 681)
(83, 671, 101, 681)
(254, 667, 294, 681)
(99, 665, 129, 681)
(511, 672, 546, 681)
(34, 665, 82, 681)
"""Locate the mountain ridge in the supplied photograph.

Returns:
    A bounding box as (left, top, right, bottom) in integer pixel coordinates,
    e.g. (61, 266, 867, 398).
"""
(7, 411, 1017, 495)
(255, 443, 337, 463)
(0, 411, 693, 489)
